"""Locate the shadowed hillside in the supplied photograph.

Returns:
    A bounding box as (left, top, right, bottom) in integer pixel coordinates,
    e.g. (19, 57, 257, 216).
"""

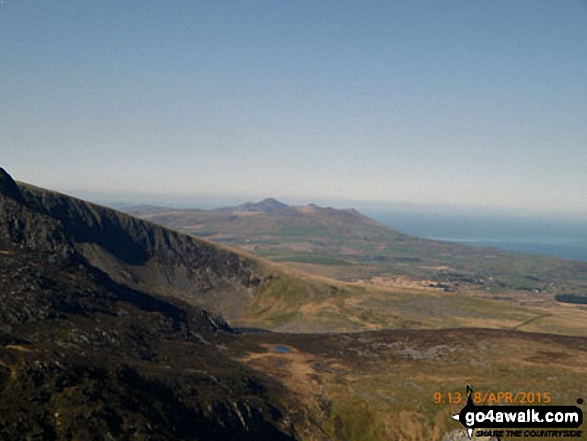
(15, 181, 275, 323)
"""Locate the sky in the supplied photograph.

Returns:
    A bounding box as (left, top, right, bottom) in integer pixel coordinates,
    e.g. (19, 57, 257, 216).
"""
(1, 0, 587, 214)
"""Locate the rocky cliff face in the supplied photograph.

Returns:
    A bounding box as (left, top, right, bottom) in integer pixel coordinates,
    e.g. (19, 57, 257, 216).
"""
(0, 170, 73, 259)
(0, 168, 304, 440)
(15, 177, 271, 322)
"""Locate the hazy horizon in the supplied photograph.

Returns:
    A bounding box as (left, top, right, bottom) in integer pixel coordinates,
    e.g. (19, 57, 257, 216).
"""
(3, 1, 587, 214)
(37, 183, 587, 221)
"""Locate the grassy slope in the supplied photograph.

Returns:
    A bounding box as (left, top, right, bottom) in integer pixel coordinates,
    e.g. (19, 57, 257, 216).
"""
(235, 329, 587, 441)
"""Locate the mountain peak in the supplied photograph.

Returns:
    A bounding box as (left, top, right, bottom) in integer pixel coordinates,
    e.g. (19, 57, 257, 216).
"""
(216, 198, 289, 213)
(0, 167, 24, 203)
(256, 198, 289, 210)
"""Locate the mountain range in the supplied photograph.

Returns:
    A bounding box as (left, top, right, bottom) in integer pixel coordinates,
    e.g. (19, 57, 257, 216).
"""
(131, 198, 587, 334)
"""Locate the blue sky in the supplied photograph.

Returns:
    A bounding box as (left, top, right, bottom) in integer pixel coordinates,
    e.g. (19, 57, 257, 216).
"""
(2, 1, 587, 213)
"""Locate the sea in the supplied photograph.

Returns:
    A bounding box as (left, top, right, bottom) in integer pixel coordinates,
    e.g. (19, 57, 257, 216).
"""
(364, 209, 587, 263)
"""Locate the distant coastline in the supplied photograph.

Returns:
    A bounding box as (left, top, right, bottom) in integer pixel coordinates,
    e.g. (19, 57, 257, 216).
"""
(368, 210, 587, 263)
